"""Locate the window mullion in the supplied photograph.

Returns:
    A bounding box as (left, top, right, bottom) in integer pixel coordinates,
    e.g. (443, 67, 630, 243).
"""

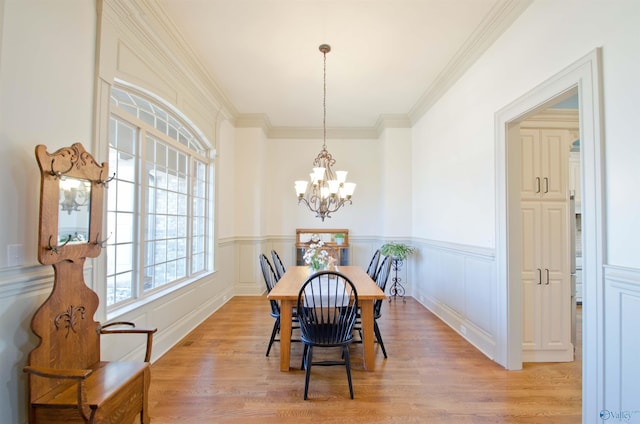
(187, 156, 194, 275)
(137, 129, 147, 299)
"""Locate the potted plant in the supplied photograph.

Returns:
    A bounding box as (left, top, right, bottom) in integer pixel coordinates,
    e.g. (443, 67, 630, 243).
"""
(380, 242, 415, 261)
(380, 242, 415, 302)
(334, 232, 345, 245)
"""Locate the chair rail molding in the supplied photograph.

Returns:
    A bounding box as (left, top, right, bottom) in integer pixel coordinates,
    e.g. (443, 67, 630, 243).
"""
(411, 238, 497, 360)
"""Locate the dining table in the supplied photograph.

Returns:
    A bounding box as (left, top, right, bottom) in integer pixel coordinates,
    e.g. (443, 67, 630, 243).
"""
(267, 265, 386, 372)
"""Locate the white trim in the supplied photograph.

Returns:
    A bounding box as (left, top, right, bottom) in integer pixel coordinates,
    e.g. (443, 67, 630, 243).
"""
(0, 264, 93, 299)
(412, 239, 497, 359)
(234, 113, 412, 140)
(495, 49, 605, 419)
(409, 0, 534, 124)
(0, 266, 53, 299)
(411, 237, 495, 259)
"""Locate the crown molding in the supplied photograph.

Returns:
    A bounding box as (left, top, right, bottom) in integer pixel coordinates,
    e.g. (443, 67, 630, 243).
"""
(235, 113, 410, 139)
(234, 113, 272, 134)
(269, 126, 378, 140)
(113, 0, 236, 121)
(408, 0, 534, 125)
(374, 114, 412, 134)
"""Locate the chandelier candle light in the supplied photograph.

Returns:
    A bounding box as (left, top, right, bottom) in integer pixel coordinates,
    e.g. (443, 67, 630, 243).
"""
(295, 44, 355, 221)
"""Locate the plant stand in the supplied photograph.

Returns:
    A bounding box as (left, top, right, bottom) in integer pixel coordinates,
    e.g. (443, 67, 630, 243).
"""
(388, 258, 406, 303)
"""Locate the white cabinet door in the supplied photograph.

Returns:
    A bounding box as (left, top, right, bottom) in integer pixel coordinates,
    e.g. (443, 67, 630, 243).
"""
(540, 202, 572, 354)
(520, 129, 570, 201)
(540, 129, 570, 200)
(520, 129, 541, 200)
(521, 201, 574, 361)
(521, 202, 542, 351)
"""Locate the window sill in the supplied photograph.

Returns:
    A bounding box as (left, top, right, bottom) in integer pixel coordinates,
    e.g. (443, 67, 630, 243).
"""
(106, 270, 214, 322)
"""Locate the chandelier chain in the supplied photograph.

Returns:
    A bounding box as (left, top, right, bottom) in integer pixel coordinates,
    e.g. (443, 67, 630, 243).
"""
(322, 47, 327, 150)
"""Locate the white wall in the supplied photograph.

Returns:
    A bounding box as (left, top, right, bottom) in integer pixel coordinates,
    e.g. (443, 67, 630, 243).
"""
(0, 2, 97, 423)
(233, 127, 268, 237)
(266, 136, 382, 236)
(411, 0, 640, 421)
(216, 119, 237, 240)
(264, 127, 414, 240)
(379, 127, 413, 237)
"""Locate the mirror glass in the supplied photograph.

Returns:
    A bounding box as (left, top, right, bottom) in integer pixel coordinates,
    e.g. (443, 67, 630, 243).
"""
(58, 177, 91, 245)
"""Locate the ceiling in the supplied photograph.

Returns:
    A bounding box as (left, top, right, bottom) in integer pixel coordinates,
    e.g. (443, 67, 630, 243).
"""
(155, 0, 531, 131)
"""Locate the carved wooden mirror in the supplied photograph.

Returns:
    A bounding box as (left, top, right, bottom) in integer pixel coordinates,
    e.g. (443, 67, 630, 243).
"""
(35, 143, 111, 265)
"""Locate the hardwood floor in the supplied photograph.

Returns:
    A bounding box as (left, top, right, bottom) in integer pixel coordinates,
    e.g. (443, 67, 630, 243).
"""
(147, 296, 581, 423)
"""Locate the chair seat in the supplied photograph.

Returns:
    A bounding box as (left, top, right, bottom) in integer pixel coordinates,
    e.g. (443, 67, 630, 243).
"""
(300, 323, 355, 346)
(32, 361, 148, 409)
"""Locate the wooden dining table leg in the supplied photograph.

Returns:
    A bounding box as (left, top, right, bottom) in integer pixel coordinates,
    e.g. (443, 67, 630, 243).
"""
(360, 300, 376, 370)
(279, 299, 293, 371)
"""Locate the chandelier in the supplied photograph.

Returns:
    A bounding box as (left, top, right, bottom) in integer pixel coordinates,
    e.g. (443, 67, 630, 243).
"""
(59, 177, 91, 215)
(295, 44, 356, 221)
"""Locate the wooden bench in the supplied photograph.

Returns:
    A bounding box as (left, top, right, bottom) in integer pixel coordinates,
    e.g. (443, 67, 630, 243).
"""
(25, 360, 150, 423)
(25, 144, 157, 423)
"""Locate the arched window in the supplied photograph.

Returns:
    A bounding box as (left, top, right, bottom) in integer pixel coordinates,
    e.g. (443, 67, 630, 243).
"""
(106, 84, 211, 308)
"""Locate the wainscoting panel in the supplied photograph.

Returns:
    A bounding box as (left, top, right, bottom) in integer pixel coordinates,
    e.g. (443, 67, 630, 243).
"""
(237, 239, 266, 295)
(464, 255, 496, 335)
(0, 266, 56, 424)
(147, 273, 230, 361)
(413, 239, 497, 360)
(603, 266, 640, 415)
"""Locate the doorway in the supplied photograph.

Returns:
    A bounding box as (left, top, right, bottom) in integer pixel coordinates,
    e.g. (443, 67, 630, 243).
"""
(519, 96, 580, 363)
(494, 49, 604, 419)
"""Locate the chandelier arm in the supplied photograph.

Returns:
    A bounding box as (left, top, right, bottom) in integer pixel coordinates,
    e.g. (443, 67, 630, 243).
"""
(325, 198, 346, 213)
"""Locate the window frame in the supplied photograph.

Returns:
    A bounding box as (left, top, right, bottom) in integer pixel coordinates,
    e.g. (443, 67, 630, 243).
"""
(105, 84, 214, 315)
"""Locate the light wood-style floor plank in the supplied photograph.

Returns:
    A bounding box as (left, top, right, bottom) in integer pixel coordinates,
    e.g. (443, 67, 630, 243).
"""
(147, 296, 581, 423)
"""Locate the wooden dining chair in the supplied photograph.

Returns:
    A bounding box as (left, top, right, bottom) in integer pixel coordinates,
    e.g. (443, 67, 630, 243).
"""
(355, 254, 392, 358)
(270, 249, 286, 281)
(365, 249, 381, 279)
(297, 271, 359, 399)
(259, 254, 282, 357)
(260, 253, 299, 357)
